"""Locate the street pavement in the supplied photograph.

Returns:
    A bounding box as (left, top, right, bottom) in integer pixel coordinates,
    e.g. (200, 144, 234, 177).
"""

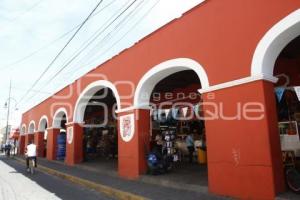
(0, 155, 113, 200)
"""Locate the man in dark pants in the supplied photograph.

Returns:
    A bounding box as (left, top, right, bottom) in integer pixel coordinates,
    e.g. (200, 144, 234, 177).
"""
(25, 140, 37, 171)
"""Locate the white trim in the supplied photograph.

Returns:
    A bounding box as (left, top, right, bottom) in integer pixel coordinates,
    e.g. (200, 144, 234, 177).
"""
(28, 120, 36, 133)
(251, 9, 300, 77)
(73, 80, 121, 123)
(38, 115, 49, 132)
(52, 107, 68, 128)
(134, 58, 209, 107)
(115, 106, 151, 114)
(199, 75, 278, 93)
(21, 124, 26, 135)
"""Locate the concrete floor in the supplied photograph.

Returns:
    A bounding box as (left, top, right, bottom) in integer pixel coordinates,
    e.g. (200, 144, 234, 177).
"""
(78, 157, 209, 193)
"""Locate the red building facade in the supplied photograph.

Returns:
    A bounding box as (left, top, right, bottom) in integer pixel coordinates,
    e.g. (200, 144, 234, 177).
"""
(20, 0, 300, 199)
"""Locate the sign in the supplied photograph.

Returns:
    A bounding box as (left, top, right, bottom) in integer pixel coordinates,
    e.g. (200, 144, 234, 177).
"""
(120, 114, 135, 142)
(67, 127, 73, 144)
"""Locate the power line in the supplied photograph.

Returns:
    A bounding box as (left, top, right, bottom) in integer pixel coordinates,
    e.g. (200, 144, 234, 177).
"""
(12, 86, 51, 95)
(16, 0, 105, 106)
(73, 0, 146, 68)
(21, 0, 139, 105)
(0, 0, 115, 72)
(50, 0, 132, 77)
(20, 0, 161, 112)
(45, 0, 138, 81)
(81, 0, 161, 69)
(59, 0, 147, 77)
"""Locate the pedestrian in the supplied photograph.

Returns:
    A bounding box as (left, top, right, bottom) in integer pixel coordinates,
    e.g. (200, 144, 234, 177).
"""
(186, 132, 195, 163)
(25, 140, 37, 172)
(5, 142, 11, 157)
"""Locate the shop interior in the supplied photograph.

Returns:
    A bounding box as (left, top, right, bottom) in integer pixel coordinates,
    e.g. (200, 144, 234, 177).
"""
(274, 35, 300, 178)
(56, 115, 67, 161)
(147, 70, 208, 186)
(81, 88, 118, 170)
(42, 122, 48, 157)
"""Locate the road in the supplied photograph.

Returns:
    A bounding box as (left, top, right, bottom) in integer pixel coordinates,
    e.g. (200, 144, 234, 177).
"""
(0, 155, 113, 200)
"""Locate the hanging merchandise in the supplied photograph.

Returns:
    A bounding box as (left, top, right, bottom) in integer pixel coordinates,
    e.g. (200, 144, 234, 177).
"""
(194, 104, 200, 114)
(152, 109, 158, 121)
(44, 130, 48, 140)
(171, 107, 179, 119)
(182, 107, 188, 118)
(157, 109, 164, 122)
(165, 109, 171, 119)
(294, 86, 300, 101)
(275, 87, 285, 102)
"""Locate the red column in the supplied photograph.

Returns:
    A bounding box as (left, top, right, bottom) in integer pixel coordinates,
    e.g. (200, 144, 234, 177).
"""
(46, 128, 60, 160)
(118, 109, 150, 179)
(203, 80, 284, 199)
(34, 132, 45, 157)
(18, 135, 25, 155)
(65, 123, 83, 166)
(25, 134, 34, 147)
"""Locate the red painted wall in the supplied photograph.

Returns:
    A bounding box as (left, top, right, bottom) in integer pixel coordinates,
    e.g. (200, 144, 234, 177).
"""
(65, 123, 83, 165)
(19, 1, 300, 199)
(21, 0, 300, 128)
(34, 132, 45, 157)
(18, 135, 25, 155)
(25, 134, 34, 147)
(118, 109, 150, 179)
(203, 80, 284, 199)
(46, 128, 60, 160)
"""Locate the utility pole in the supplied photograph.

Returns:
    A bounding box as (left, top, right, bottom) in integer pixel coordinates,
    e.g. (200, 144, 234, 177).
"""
(5, 80, 11, 143)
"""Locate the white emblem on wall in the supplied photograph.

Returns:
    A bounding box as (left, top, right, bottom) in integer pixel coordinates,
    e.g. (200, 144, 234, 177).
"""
(67, 127, 74, 144)
(120, 114, 135, 142)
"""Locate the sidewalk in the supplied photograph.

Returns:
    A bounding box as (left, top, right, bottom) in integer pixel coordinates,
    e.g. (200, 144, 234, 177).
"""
(13, 156, 228, 200)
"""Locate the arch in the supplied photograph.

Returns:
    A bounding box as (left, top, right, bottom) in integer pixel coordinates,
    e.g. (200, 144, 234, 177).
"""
(28, 121, 36, 134)
(52, 107, 68, 128)
(38, 115, 49, 132)
(21, 124, 26, 135)
(251, 9, 300, 77)
(134, 58, 209, 107)
(73, 80, 121, 123)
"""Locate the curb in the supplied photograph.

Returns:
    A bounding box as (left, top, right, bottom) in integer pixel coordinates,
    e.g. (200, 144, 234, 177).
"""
(13, 157, 149, 200)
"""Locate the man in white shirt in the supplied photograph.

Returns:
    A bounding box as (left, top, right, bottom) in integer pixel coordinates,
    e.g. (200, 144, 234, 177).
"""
(25, 140, 37, 171)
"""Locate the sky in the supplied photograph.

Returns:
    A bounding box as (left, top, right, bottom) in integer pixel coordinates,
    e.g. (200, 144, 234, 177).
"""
(0, 0, 204, 128)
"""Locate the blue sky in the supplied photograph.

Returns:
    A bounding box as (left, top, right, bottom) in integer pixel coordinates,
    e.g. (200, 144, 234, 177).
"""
(0, 0, 204, 128)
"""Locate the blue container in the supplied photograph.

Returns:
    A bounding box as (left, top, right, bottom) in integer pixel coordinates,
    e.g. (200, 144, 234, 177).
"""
(56, 133, 66, 160)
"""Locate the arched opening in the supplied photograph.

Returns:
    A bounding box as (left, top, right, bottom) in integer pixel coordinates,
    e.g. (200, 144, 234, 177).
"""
(38, 116, 48, 157)
(74, 81, 120, 171)
(28, 121, 35, 134)
(21, 125, 26, 135)
(251, 10, 300, 196)
(273, 35, 300, 191)
(134, 58, 209, 188)
(53, 109, 68, 161)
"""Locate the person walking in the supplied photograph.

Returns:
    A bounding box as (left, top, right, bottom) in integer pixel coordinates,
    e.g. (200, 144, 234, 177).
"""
(25, 140, 37, 172)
